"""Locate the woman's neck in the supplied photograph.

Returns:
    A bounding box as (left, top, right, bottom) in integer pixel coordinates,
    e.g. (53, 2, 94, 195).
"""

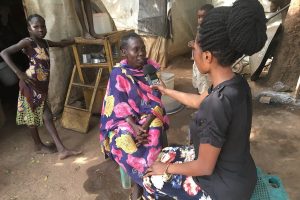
(30, 36, 45, 46)
(30, 35, 43, 41)
(209, 64, 235, 88)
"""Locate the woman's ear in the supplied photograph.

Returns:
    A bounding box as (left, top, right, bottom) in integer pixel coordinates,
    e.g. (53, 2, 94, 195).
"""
(203, 51, 213, 64)
(27, 26, 32, 34)
(121, 48, 127, 57)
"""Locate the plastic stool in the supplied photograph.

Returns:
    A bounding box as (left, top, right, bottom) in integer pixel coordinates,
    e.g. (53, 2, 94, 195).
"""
(251, 168, 289, 200)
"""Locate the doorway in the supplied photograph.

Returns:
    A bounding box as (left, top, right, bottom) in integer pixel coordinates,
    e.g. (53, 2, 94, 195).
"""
(0, 0, 28, 122)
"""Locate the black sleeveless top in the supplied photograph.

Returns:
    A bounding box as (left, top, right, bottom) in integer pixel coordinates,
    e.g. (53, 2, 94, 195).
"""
(190, 74, 257, 200)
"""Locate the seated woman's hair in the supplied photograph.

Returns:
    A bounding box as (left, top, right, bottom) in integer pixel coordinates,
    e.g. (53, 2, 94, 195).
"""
(199, 0, 267, 66)
(120, 32, 142, 50)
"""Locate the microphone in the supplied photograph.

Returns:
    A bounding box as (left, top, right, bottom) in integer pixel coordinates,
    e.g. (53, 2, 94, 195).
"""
(143, 64, 160, 86)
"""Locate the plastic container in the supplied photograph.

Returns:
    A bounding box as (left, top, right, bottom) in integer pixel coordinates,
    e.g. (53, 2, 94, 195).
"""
(160, 72, 175, 89)
(82, 54, 91, 63)
(119, 166, 131, 189)
(160, 72, 183, 114)
(93, 13, 113, 34)
(0, 61, 18, 86)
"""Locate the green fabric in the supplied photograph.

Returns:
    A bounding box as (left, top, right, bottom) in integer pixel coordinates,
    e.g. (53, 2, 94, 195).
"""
(16, 92, 44, 127)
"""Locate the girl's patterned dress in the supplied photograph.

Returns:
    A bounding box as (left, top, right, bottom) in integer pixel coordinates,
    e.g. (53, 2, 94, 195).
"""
(16, 38, 50, 127)
(100, 59, 169, 187)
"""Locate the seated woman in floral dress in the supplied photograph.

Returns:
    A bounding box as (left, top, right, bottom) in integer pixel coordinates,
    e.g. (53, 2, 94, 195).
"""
(100, 32, 169, 199)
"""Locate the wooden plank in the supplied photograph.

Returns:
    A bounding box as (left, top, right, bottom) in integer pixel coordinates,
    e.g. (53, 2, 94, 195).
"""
(64, 105, 89, 111)
(74, 37, 105, 45)
(79, 63, 109, 68)
(88, 68, 103, 112)
(91, 86, 106, 114)
(104, 40, 114, 72)
(61, 107, 91, 133)
(72, 82, 95, 88)
(64, 66, 76, 107)
(72, 45, 85, 83)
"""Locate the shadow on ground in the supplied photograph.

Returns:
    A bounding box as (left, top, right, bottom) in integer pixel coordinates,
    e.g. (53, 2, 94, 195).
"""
(83, 159, 130, 200)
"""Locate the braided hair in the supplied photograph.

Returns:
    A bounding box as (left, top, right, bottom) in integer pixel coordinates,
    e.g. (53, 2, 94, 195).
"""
(199, 0, 267, 66)
(200, 4, 214, 12)
(27, 14, 45, 26)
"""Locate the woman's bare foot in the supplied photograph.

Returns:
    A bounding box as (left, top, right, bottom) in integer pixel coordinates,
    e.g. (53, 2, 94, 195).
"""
(83, 32, 95, 39)
(35, 143, 57, 154)
(129, 183, 143, 200)
(89, 30, 105, 39)
(59, 149, 82, 160)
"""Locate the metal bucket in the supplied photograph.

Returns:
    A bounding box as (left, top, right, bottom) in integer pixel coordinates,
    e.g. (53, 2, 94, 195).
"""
(0, 61, 18, 86)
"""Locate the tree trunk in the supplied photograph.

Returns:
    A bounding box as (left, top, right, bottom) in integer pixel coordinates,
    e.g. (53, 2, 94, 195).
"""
(266, 0, 300, 89)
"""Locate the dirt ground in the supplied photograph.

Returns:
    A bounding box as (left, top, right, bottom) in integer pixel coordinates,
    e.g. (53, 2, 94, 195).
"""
(1, 55, 300, 200)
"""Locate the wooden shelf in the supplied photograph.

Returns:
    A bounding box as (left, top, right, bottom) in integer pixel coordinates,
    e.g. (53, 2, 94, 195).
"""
(62, 30, 131, 133)
(74, 37, 105, 45)
(79, 63, 110, 68)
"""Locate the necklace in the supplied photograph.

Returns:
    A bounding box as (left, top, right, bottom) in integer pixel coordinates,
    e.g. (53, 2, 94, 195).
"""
(31, 38, 49, 55)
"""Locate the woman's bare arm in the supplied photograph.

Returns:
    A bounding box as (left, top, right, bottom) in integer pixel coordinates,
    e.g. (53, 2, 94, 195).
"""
(152, 82, 208, 109)
(145, 143, 221, 177)
(0, 39, 30, 78)
(167, 144, 220, 176)
(47, 39, 75, 48)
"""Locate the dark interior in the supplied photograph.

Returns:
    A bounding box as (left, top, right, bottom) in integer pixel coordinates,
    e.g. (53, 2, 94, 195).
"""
(0, 0, 28, 108)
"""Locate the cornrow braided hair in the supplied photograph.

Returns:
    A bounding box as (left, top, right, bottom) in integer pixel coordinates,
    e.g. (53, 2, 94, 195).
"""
(200, 4, 214, 12)
(199, 0, 267, 66)
(27, 14, 45, 26)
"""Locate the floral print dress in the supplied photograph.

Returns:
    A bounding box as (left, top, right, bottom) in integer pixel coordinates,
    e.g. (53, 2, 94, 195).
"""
(16, 38, 50, 127)
(100, 59, 169, 186)
(143, 146, 212, 200)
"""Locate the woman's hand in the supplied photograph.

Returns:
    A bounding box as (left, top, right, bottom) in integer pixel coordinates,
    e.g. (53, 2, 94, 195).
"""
(132, 124, 148, 147)
(144, 161, 168, 177)
(17, 72, 35, 86)
(61, 38, 75, 45)
(126, 116, 150, 147)
(188, 40, 195, 48)
(150, 79, 167, 94)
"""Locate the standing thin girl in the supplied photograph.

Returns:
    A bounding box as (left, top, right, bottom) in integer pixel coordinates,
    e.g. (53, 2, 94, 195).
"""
(1, 14, 81, 159)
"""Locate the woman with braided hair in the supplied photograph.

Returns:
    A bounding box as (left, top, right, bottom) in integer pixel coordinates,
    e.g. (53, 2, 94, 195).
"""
(143, 0, 267, 199)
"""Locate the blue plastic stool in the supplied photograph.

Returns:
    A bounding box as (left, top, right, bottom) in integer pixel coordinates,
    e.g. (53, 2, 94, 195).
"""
(250, 168, 289, 200)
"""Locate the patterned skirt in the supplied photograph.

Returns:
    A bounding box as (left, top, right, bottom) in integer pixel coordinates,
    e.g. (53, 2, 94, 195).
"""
(142, 146, 212, 200)
(16, 92, 45, 127)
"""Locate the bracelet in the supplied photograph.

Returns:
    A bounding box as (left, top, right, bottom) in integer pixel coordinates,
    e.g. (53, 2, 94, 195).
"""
(163, 163, 172, 181)
(164, 163, 171, 174)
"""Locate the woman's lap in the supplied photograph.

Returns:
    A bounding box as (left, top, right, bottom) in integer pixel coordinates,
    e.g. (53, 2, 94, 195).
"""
(109, 125, 164, 186)
(142, 146, 212, 200)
